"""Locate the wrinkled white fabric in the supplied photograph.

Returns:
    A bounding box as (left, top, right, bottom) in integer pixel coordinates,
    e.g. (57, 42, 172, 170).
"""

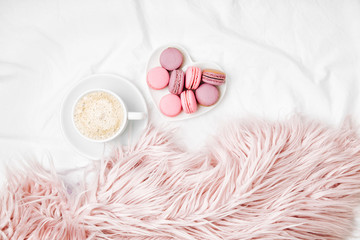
(0, 0, 360, 237)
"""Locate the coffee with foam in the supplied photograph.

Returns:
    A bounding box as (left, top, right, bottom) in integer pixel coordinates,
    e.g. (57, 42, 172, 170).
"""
(73, 91, 124, 141)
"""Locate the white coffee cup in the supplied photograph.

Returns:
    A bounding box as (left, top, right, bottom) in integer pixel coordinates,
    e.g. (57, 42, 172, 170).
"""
(72, 89, 146, 142)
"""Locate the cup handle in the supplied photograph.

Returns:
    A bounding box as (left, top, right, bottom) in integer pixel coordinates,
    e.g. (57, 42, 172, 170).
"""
(128, 112, 146, 120)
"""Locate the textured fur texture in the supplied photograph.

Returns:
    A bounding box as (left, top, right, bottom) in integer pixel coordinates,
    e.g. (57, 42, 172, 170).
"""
(1, 117, 360, 239)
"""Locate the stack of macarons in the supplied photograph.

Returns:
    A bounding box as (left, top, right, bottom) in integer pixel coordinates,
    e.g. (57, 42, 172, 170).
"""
(147, 47, 226, 118)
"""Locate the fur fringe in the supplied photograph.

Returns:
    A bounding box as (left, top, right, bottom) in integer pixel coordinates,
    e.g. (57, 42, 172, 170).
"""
(1, 117, 360, 239)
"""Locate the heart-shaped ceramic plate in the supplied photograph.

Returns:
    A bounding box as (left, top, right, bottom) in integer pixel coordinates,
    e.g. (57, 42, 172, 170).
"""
(146, 44, 227, 121)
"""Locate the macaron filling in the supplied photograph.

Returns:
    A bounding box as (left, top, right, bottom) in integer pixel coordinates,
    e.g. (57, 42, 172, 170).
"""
(186, 67, 202, 90)
(202, 69, 226, 86)
(169, 70, 184, 95)
(181, 90, 197, 114)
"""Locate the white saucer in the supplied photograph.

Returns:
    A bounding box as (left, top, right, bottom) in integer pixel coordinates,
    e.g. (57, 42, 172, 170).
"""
(60, 74, 148, 159)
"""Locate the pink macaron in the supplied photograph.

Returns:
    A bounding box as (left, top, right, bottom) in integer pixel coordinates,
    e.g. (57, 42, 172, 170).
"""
(201, 69, 226, 86)
(180, 90, 197, 114)
(168, 70, 185, 95)
(147, 67, 169, 90)
(185, 66, 202, 90)
(160, 48, 183, 71)
(195, 83, 220, 106)
(159, 94, 182, 117)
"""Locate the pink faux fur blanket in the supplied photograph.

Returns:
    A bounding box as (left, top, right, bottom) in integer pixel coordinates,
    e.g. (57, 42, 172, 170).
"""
(1, 117, 360, 239)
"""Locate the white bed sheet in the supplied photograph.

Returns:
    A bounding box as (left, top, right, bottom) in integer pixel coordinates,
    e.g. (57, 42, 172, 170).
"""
(1, 0, 360, 237)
